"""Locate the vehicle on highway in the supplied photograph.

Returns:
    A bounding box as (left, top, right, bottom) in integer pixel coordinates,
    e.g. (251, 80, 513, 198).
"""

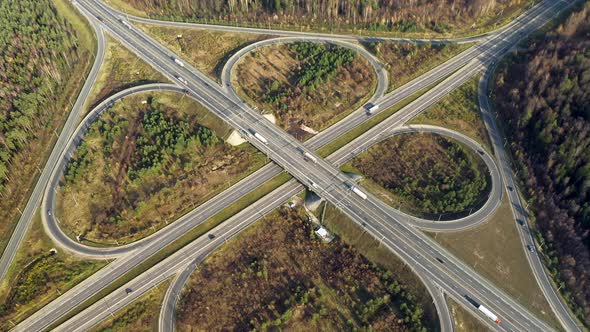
(507, 186, 514, 191)
(303, 151, 317, 163)
(365, 103, 379, 115)
(118, 19, 131, 29)
(477, 149, 484, 155)
(350, 185, 368, 200)
(125, 288, 132, 294)
(252, 131, 268, 145)
(47, 209, 51, 216)
(517, 219, 525, 226)
(436, 257, 444, 264)
(464, 295, 501, 323)
(208, 234, 215, 240)
(309, 180, 319, 189)
(527, 244, 535, 253)
(172, 57, 185, 67)
(176, 76, 188, 85)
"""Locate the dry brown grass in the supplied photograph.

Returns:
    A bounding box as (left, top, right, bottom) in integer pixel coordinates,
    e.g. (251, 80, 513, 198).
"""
(87, 37, 168, 110)
(367, 42, 472, 92)
(428, 197, 561, 328)
(139, 24, 274, 81)
(235, 43, 376, 141)
(177, 207, 431, 331)
(411, 76, 491, 149)
(448, 298, 492, 332)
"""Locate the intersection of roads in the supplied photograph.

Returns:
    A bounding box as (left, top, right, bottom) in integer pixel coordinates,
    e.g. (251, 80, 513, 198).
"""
(0, 0, 584, 330)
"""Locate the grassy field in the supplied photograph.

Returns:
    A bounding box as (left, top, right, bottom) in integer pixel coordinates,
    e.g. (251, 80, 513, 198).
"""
(90, 279, 171, 332)
(364, 42, 473, 92)
(56, 92, 266, 245)
(235, 42, 376, 141)
(411, 76, 492, 149)
(448, 298, 492, 332)
(321, 203, 438, 328)
(87, 37, 168, 110)
(176, 206, 432, 331)
(139, 24, 274, 81)
(0, 210, 107, 329)
(428, 197, 561, 328)
(341, 133, 490, 219)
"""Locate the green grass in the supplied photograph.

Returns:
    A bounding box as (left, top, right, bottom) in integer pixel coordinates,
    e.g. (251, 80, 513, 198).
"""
(340, 133, 491, 218)
(47, 171, 292, 330)
(411, 75, 492, 150)
(90, 278, 171, 332)
(427, 197, 561, 329)
(52, 0, 97, 54)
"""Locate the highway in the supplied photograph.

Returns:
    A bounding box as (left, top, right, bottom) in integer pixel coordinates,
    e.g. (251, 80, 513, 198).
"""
(12, 0, 578, 331)
(477, 66, 584, 331)
(0, 15, 107, 282)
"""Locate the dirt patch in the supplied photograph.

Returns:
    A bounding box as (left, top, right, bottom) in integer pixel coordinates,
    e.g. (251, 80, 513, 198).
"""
(236, 42, 376, 141)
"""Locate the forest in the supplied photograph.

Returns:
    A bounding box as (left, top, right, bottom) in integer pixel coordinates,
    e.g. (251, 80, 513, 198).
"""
(0, 0, 88, 252)
(351, 133, 490, 218)
(493, 3, 590, 325)
(58, 95, 264, 244)
(177, 207, 428, 331)
(125, 0, 521, 35)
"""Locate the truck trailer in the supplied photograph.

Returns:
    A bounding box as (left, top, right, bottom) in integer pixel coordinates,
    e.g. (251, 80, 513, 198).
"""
(253, 132, 268, 145)
(173, 58, 185, 67)
(303, 152, 317, 163)
(350, 186, 367, 200)
(464, 295, 501, 324)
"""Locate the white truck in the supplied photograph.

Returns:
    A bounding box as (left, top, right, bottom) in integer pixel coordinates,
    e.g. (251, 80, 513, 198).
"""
(367, 104, 379, 115)
(119, 19, 132, 29)
(253, 132, 268, 145)
(465, 295, 501, 324)
(478, 305, 501, 324)
(173, 58, 185, 67)
(350, 185, 367, 200)
(176, 76, 188, 85)
(303, 152, 317, 163)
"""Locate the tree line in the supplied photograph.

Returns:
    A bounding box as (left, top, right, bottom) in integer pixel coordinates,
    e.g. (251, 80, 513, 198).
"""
(493, 3, 590, 325)
(125, 0, 509, 34)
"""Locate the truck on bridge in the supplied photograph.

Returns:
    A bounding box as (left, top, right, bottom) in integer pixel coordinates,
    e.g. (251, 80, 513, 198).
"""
(253, 131, 268, 145)
(350, 185, 367, 200)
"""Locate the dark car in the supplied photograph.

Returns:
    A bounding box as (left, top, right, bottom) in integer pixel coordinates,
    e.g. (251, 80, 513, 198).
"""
(508, 186, 514, 191)
(517, 219, 525, 226)
(436, 257, 444, 264)
(208, 233, 215, 240)
(477, 149, 484, 155)
(527, 245, 535, 253)
(125, 288, 132, 294)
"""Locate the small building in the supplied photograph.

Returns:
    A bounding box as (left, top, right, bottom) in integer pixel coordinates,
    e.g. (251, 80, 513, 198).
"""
(315, 227, 334, 243)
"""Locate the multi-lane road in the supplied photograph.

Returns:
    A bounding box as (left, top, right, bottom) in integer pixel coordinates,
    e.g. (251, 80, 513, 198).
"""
(4, 0, 583, 330)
